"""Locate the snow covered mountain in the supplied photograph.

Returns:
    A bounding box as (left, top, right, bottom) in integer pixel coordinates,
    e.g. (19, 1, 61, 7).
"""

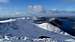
(0, 17, 74, 42)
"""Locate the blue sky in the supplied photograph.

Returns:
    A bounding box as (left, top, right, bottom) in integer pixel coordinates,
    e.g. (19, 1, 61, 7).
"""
(31, 0, 75, 10)
(0, 0, 75, 18)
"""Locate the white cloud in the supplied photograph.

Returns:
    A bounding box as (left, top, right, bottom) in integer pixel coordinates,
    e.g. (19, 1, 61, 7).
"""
(32, 5, 44, 13)
(28, 5, 46, 14)
(0, 0, 10, 3)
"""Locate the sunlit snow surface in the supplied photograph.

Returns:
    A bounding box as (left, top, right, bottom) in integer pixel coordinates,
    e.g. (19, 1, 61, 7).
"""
(0, 19, 16, 23)
(0, 17, 74, 42)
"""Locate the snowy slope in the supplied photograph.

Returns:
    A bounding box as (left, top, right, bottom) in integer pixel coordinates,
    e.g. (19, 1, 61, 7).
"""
(34, 23, 61, 33)
(0, 19, 16, 23)
(0, 17, 74, 42)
